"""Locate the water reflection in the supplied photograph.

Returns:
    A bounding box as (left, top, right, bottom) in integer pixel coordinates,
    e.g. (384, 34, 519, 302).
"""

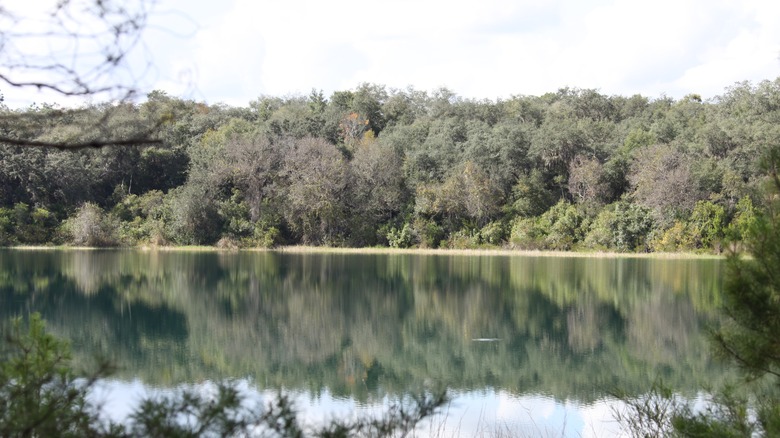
(0, 249, 727, 405)
(91, 379, 624, 437)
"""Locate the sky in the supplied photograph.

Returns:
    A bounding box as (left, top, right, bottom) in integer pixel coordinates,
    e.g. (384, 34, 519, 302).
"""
(3, 0, 780, 108)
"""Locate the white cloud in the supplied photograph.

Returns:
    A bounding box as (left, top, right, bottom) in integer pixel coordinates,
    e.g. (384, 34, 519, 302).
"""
(577, 398, 624, 438)
(4, 0, 780, 106)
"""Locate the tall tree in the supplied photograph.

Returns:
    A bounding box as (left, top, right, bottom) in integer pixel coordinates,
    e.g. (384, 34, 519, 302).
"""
(282, 137, 350, 245)
(714, 152, 780, 382)
(349, 138, 406, 245)
(629, 143, 703, 226)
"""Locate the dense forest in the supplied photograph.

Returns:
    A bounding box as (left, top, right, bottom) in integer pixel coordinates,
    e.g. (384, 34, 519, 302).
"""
(1, 79, 776, 251)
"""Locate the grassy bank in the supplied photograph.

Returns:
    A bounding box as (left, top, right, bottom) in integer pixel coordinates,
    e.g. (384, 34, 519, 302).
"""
(2, 243, 725, 259)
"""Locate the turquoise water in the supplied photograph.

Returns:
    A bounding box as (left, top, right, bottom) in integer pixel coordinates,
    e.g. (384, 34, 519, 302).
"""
(0, 249, 727, 436)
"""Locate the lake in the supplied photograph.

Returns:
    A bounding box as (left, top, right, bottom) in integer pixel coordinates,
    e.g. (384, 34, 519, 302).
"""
(0, 249, 728, 436)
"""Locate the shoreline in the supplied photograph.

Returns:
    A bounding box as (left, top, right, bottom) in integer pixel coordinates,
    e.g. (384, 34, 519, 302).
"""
(1, 244, 725, 259)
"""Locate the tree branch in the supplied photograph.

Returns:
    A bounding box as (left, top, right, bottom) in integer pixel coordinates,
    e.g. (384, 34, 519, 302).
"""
(0, 136, 162, 150)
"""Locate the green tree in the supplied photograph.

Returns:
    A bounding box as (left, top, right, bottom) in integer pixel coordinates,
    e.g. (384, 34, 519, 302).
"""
(12, 202, 57, 244)
(510, 200, 585, 250)
(568, 154, 609, 205)
(687, 200, 726, 251)
(725, 196, 758, 243)
(617, 153, 780, 436)
(510, 169, 557, 217)
(0, 314, 114, 437)
(714, 173, 780, 383)
(584, 201, 654, 251)
(414, 161, 502, 236)
(349, 138, 406, 245)
(282, 137, 350, 245)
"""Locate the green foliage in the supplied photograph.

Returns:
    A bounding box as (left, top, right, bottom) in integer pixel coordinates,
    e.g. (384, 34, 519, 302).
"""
(616, 151, 780, 436)
(510, 169, 556, 217)
(413, 218, 444, 248)
(714, 199, 780, 382)
(648, 201, 726, 252)
(478, 220, 508, 246)
(10, 202, 58, 244)
(386, 222, 415, 249)
(510, 201, 585, 250)
(218, 189, 254, 240)
(509, 216, 544, 249)
(584, 201, 654, 251)
(252, 224, 281, 249)
(0, 207, 13, 245)
(214, 190, 282, 247)
(726, 196, 758, 243)
(687, 200, 726, 251)
(649, 221, 695, 252)
(622, 128, 656, 152)
(3, 81, 780, 254)
(0, 314, 111, 437)
(542, 200, 585, 250)
(113, 190, 170, 245)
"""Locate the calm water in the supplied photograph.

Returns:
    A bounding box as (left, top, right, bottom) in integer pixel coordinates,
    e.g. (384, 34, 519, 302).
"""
(0, 249, 727, 436)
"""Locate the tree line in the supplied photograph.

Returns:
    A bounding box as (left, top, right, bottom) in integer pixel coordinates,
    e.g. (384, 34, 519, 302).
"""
(1, 79, 777, 251)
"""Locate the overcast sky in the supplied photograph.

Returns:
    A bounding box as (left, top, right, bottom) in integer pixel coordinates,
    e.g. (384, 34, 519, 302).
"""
(4, 0, 780, 107)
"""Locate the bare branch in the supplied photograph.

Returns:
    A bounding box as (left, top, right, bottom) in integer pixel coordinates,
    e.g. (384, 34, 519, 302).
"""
(0, 136, 161, 150)
(0, 0, 156, 101)
(0, 1, 168, 149)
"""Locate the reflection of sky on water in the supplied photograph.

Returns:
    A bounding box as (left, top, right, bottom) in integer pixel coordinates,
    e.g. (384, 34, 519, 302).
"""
(4, 250, 724, 437)
(89, 380, 624, 437)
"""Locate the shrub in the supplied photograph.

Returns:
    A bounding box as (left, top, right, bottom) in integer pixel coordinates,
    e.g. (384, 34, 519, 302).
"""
(11, 203, 57, 244)
(510, 217, 544, 249)
(251, 223, 281, 248)
(0, 207, 14, 245)
(584, 201, 654, 252)
(387, 222, 415, 248)
(543, 201, 585, 250)
(726, 196, 758, 243)
(114, 191, 171, 246)
(688, 200, 726, 251)
(479, 220, 508, 246)
(510, 201, 585, 250)
(67, 203, 120, 247)
(444, 229, 479, 249)
(413, 218, 444, 248)
(648, 221, 694, 252)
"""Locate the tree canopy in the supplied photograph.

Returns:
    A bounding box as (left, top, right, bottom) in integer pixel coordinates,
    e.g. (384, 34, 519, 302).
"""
(2, 80, 778, 252)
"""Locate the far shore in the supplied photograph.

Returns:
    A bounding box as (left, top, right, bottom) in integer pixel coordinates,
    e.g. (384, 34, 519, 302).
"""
(2, 244, 726, 259)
